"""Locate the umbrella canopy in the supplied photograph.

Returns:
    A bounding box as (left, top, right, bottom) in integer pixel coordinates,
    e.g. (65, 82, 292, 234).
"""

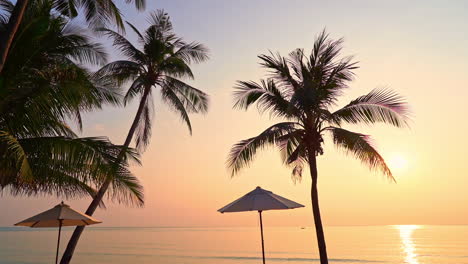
(14, 201, 101, 264)
(218, 186, 304, 213)
(218, 186, 304, 264)
(15, 201, 101, 227)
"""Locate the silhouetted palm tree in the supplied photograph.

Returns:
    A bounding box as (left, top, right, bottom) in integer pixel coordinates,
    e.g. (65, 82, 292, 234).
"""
(0, 0, 144, 204)
(60, 10, 209, 263)
(228, 31, 410, 264)
(0, 0, 145, 72)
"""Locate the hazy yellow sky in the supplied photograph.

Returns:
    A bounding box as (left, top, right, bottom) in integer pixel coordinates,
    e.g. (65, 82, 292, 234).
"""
(2, 0, 468, 227)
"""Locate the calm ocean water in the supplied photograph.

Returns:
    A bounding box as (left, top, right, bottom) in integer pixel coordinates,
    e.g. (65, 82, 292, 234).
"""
(0, 225, 467, 264)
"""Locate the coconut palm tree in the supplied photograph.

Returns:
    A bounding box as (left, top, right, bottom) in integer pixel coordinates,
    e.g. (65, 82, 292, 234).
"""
(60, 10, 209, 263)
(0, 0, 146, 73)
(0, 0, 144, 205)
(227, 31, 410, 264)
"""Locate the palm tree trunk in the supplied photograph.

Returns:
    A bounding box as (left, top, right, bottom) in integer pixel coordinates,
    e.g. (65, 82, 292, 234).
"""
(0, 0, 29, 74)
(308, 151, 329, 264)
(60, 85, 152, 264)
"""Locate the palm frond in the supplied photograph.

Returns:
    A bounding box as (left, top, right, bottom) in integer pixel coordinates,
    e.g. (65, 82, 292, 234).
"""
(287, 48, 307, 85)
(1, 6, 120, 132)
(39, 65, 122, 118)
(330, 88, 410, 127)
(276, 129, 307, 183)
(306, 30, 359, 107)
(0, 136, 141, 199)
(97, 60, 142, 87)
(146, 10, 173, 38)
(89, 71, 124, 105)
(174, 42, 209, 64)
(258, 51, 299, 93)
(0, 131, 33, 184)
(164, 76, 209, 113)
(125, 0, 145, 11)
(0, 106, 77, 138)
(99, 28, 146, 63)
(61, 24, 108, 65)
(310, 29, 342, 68)
(123, 75, 147, 105)
(80, 0, 124, 30)
(160, 56, 195, 79)
(317, 56, 358, 107)
(4, 171, 97, 199)
(233, 79, 298, 118)
(227, 122, 299, 176)
(160, 85, 193, 135)
(53, 0, 78, 18)
(108, 167, 144, 207)
(9, 63, 121, 130)
(126, 21, 145, 43)
(328, 127, 394, 181)
(0, 0, 13, 11)
(0, 0, 13, 25)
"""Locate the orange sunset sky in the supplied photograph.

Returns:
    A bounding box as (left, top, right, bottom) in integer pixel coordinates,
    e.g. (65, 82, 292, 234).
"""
(2, 0, 468, 227)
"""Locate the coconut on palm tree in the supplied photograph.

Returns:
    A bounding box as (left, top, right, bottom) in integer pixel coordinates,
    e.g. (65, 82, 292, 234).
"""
(227, 31, 410, 264)
(0, 0, 144, 205)
(60, 10, 209, 263)
(0, 0, 146, 73)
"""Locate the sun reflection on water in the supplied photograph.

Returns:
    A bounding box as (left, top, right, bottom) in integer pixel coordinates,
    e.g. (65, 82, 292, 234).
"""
(396, 225, 420, 264)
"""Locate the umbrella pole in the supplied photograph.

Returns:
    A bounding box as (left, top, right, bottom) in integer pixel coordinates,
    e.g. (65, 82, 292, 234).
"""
(258, 210, 265, 264)
(56, 220, 63, 264)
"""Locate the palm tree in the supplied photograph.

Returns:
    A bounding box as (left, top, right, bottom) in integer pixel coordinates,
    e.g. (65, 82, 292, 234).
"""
(60, 10, 209, 263)
(227, 31, 410, 264)
(0, 0, 144, 205)
(0, 0, 146, 73)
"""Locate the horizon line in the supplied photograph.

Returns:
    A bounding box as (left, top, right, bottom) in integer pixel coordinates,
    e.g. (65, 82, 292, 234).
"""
(3, 224, 468, 229)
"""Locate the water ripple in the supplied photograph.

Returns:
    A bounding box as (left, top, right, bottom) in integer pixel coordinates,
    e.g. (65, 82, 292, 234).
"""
(194, 255, 386, 263)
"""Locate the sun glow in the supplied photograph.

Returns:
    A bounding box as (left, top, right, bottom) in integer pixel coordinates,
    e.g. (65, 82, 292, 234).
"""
(388, 154, 409, 172)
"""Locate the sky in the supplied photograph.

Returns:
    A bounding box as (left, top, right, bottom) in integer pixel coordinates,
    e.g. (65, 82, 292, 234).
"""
(2, 0, 468, 227)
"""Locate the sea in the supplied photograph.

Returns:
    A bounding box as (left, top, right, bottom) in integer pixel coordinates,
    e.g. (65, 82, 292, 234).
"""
(0, 225, 467, 264)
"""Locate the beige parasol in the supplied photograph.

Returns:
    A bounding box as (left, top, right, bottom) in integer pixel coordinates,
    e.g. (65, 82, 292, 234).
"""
(15, 201, 101, 264)
(218, 186, 304, 264)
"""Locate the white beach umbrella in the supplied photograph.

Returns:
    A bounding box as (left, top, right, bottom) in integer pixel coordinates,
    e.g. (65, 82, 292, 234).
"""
(218, 186, 304, 264)
(15, 201, 101, 264)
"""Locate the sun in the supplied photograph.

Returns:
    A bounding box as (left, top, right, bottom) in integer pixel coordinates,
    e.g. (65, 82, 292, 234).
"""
(388, 154, 408, 171)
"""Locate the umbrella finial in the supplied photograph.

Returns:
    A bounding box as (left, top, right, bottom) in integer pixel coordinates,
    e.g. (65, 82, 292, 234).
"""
(57, 201, 69, 208)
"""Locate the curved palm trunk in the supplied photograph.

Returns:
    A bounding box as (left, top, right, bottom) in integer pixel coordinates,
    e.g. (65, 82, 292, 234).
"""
(0, 0, 29, 74)
(60, 86, 152, 264)
(308, 151, 329, 264)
